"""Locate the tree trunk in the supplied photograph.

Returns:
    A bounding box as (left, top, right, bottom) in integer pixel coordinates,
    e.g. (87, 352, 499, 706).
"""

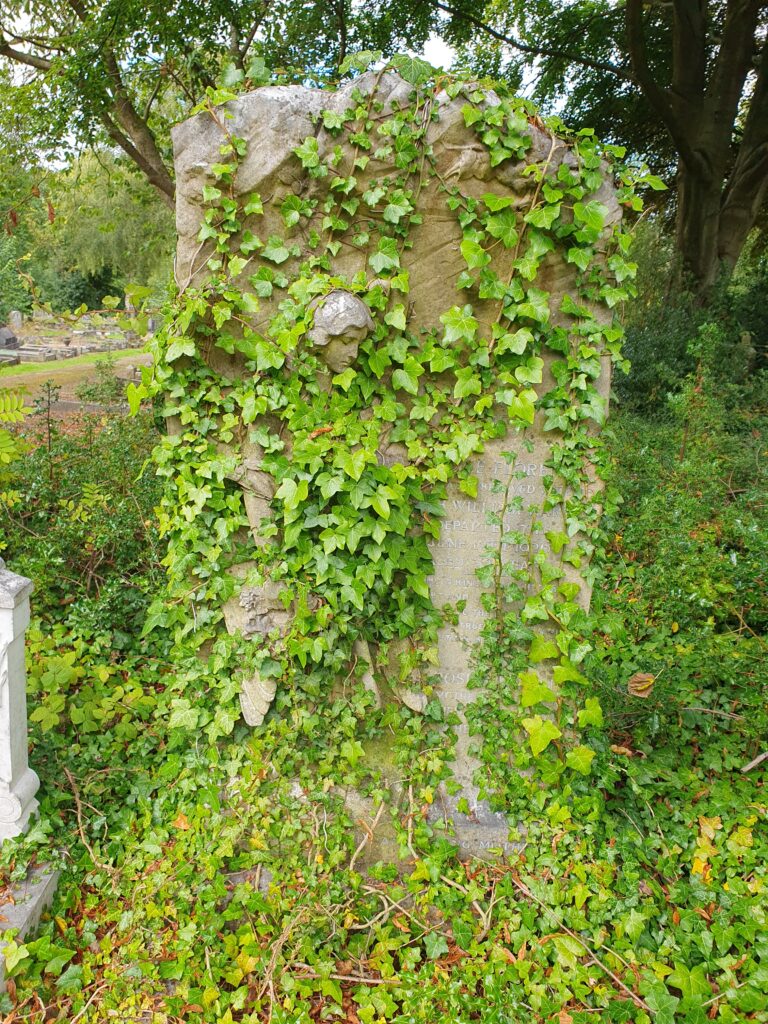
(675, 160, 727, 296)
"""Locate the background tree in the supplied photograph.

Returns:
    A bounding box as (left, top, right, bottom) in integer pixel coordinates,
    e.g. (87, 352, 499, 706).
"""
(0, 1, 436, 206)
(435, 0, 768, 298)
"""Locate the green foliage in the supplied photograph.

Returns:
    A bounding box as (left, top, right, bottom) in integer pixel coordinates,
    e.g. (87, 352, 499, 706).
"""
(6, 55, 766, 1024)
(0, 234, 30, 319)
(0, 407, 162, 642)
(28, 153, 174, 305)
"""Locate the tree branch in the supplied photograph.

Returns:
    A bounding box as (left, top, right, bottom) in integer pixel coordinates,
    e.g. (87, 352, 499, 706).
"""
(99, 112, 174, 207)
(433, 0, 633, 81)
(238, 0, 276, 65)
(0, 41, 53, 71)
(625, 0, 702, 171)
(709, 0, 763, 135)
(102, 51, 175, 202)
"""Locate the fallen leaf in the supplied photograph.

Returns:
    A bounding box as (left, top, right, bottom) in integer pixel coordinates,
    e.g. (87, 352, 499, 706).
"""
(173, 812, 191, 831)
(627, 671, 656, 698)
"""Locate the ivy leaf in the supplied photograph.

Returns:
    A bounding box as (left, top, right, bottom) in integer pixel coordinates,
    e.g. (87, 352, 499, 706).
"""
(281, 195, 307, 227)
(168, 700, 200, 731)
(529, 635, 560, 662)
(338, 50, 383, 75)
(384, 305, 407, 331)
(166, 336, 196, 362)
(641, 980, 679, 1024)
(519, 670, 555, 707)
(486, 209, 518, 248)
(424, 932, 450, 961)
(495, 328, 532, 355)
(524, 204, 560, 229)
(262, 236, 290, 264)
(516, 288, 551, 323)
(429, 348, 456, 372)
(462, 104, 484, 127)
(460, 238, 490, 270)
(565, 745, 596, 775)
(321, 109, 345, 132)
(244, 193, 264, 216)
(332, 367, 356, 391)
(371, 491, 391, 519)
(577, 697, 603, 728)
(294, 136, 320, 168)
(392, 361, 421, 395)
(338, 449, 367, 481)
(482, 192, 515, 211)
(566, 246, 592, 272)
(275, 477, 309, 510)
(388, 53, 435, 85)
(384, 190, 412, 224)
(507, 388, 537, 425)
(522, 716, 562, 756)
(369, 237, 400, 274)
(440, 305, 478, 345)
(574, 199, 609, 233)
(453, 367, 482, 399)
(514, 356, 544, 385)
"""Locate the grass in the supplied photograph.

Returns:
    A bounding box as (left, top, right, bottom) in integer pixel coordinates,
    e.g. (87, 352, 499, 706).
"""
(0, 348, 147, 378)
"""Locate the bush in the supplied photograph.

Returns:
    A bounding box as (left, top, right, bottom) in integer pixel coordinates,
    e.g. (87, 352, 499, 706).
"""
(616, 224, 768, 413)
(0, 404, 162, 644)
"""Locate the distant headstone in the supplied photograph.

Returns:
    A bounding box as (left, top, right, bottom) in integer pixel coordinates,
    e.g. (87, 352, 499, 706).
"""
(7, 311, 23, 332)
(0, 327, 18, 350)
(171, 72, 620, 855)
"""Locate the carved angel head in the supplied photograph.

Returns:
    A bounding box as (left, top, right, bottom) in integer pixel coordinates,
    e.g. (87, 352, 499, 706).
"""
(307, 290, 374, 373)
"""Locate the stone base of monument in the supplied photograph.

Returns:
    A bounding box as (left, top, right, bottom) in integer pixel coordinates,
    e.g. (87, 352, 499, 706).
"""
(0, 866, 59, 993)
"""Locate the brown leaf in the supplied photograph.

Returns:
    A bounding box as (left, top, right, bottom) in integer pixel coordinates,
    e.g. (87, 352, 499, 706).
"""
(173, 812, 190, 830)
(627, 671, 656, 698)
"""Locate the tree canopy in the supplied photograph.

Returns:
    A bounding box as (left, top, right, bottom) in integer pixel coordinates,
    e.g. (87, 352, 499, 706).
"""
(2, 0, 767, 296)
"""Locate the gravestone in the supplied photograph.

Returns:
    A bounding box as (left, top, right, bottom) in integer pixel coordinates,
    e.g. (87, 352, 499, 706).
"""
(0, 328, 18, 350)
(7, 312, 23, 333)
(171, 72, 619, 855)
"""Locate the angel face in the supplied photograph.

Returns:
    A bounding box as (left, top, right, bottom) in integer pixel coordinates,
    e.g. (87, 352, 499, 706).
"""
(307, 290, 374, 372)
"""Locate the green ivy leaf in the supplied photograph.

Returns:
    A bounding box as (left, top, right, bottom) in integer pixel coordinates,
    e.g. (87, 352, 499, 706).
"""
(486, 209, 518, 248)
(565, 745, 596, 775)
(294, 137, 320, 168)
(482, 192, 515, 211)
(522, 716, 562, 756)
(337, 449, 367, 481)
(529, 635, 560, 662)
(577, 696, 603, 728)
(389, 53, 435, 85)
(460, 238, 491, 270)
(440, 305, 478, 345)
(262, 237, 291, 264)
(369, 237, 400, 274)
(520, 670, 556, 707)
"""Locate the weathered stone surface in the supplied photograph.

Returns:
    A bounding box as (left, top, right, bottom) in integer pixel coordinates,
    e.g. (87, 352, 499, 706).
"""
(172, 73, 618, 856)
(0, 866, 59, 992)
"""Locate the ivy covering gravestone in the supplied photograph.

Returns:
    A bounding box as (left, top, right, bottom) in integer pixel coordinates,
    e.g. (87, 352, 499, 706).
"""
(136, 59, 644, 857)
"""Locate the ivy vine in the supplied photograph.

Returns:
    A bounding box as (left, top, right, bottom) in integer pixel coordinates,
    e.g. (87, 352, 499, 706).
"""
(131, 56, 653, 849)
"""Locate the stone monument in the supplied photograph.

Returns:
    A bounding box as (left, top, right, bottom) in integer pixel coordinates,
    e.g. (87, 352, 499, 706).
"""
(171, 71, 620, 855)
(0, 560, 39, 839)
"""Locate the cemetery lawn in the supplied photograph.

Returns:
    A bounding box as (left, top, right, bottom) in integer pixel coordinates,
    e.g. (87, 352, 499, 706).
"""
(0, 348, 146, 378)
(0, 394, 766, 1022)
